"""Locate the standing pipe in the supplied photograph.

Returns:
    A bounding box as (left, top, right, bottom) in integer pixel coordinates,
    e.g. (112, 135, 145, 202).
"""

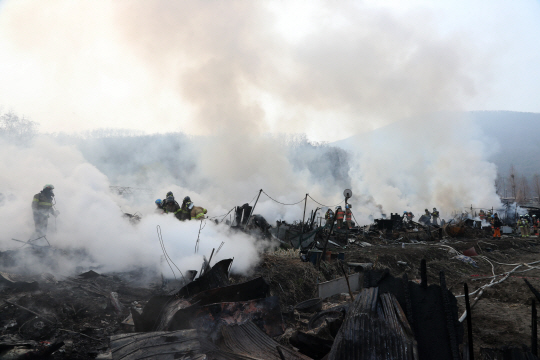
(318, 211, 337, 271)
(464, 283, 474, 360)
(533, 299, 538, 356)
(244, 189, 262, 230)
(299, 193, 308, 249)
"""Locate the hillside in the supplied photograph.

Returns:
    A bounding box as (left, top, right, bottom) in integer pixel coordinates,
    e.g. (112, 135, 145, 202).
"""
(333, 111, 540, 180)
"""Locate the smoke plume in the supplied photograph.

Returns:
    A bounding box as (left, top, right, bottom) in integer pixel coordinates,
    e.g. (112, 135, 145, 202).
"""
(0, 1, 501, 275)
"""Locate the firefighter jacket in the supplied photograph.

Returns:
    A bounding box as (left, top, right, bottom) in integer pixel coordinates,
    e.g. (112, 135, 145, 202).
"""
(518, 220, 525, 228)
(163, 198, 181, 215)
(346, 209, 352, 220)
(336, 209, 345, 220)
(432, 211, 440, 218)
(32, 191, 54, 216)
(325, 210, 334, 220)
(492, 217, 502, 228)
(181, 201, 193, 214)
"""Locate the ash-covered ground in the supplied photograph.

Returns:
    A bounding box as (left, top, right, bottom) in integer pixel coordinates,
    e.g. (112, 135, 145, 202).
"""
(1, 231, 539, 359)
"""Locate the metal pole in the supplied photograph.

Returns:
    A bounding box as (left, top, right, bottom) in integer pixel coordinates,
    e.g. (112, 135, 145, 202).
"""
(464, 283, 474, 360)
(302, 194, 308, 226)
(244, 189, 262, 230)
(299, 194, 308, 249)
(533, 299, 538, 356)
(318, 211, 338, 271)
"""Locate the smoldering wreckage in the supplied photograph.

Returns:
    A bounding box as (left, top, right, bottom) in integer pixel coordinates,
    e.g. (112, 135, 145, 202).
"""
(3, 188, 540, 359)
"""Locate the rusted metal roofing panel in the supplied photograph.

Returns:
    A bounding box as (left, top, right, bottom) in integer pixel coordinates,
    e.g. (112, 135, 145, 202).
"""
(110, 329, 205, 360)
(328, 287, 418, 360)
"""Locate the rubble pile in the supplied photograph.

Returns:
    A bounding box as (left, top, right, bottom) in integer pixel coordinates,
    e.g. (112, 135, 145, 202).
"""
(2, 218, 540, 359)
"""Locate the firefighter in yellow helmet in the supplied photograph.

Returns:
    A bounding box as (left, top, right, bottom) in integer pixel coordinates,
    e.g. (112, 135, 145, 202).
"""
(32, 184, 59, 237)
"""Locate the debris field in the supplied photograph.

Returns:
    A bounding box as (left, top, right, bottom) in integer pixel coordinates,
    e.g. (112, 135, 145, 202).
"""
(1, 219, 540, 359)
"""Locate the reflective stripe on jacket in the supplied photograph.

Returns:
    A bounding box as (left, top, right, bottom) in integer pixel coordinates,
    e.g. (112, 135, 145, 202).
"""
(336, 210, 344, 220)
(32, 193, 53, 211)
(346, 210, 352, 220)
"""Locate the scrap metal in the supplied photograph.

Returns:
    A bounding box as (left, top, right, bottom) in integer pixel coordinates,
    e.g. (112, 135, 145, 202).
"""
(110, 329, 204, 360)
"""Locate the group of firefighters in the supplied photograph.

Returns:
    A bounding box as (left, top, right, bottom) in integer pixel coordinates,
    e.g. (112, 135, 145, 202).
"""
(324, 205, 353, 229)
(154, 191, 194, 221)
(29, 184, 540, 241)
(517, 215, 539, 238)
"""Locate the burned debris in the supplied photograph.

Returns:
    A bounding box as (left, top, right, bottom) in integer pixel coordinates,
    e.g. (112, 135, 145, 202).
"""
(3, 191, 540, 359)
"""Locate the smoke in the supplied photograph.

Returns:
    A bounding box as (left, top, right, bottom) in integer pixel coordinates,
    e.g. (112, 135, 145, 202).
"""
(0, 136, 272, 277)
(0, 1, 504, 275)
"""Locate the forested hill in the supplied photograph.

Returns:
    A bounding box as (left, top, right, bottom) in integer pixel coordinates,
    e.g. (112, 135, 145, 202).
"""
(333, 111, 540, 179)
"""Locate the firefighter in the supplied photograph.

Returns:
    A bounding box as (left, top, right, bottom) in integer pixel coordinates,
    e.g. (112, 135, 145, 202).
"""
(534, 215, 539, 235)
(479, 209, 485, 221)
(424, 209, 432, 225)
(163, 194, 182, 219)
(406, 212, 414, 223)
(324, 208, 334, 227)
(336, 206, 345, 229)
(518, 216, 526, 237)
(525, 216, 531, 237)
(155, 199, 164, 214)
(432, 207, 440, 226)
(180, 196, 193, 221)
(492, 213, 502, 238)
(32, 184, 59, 238)
(486, 210, 493, 223)
(345, 205, 353, 229)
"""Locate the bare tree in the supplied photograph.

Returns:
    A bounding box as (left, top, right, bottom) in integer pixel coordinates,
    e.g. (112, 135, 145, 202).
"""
(509, 165, 517, 199)
(517, 175, 530, 203)
(0, 111, 38, 144)
(533, 174, 540, 204)
(495, 172, 506, 197)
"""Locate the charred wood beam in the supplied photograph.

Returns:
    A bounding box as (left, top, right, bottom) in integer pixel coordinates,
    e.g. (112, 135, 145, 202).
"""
(420, 259, 427, 289)
(440, 271, 460, 360)
(402, 273, 415, 332)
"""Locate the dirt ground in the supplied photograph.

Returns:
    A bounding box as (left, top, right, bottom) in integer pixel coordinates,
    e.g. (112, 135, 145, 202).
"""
(251, 233, 540, 357)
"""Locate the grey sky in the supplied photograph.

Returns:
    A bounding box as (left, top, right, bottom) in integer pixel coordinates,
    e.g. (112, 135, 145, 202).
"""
(0, 0, 538, 141)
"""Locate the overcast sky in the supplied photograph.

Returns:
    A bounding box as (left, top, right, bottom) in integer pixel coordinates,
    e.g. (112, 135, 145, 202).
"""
(0, 0, 539, 141)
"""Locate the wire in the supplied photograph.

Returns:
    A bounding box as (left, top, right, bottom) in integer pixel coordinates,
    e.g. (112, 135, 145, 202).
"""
(248, 192, 259, 205)
(195, 220, 206, 253)
(262, 190, 305, 206)
(156, 225, 185, 283)
(208, 207, 235, 222)
(307, 194, 344, 208)
(215, 241, 225, 255)
(157, 225, 176, 280)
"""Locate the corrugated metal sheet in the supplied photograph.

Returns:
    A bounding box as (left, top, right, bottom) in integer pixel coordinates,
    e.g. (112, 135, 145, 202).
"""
(177, 259, 233, 298)
(481, 347, 540, 360)
(190, 277, 270, 306)
(170, 296, 284, 338)
(216, 321, 312, 360)
(110, 329, 205, 360)
(328, 287, 418, 360)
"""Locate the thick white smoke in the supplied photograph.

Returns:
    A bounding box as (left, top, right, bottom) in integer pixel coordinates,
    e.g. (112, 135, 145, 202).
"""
(0, 1, 505, 276)
(0, 136, 272, 277)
